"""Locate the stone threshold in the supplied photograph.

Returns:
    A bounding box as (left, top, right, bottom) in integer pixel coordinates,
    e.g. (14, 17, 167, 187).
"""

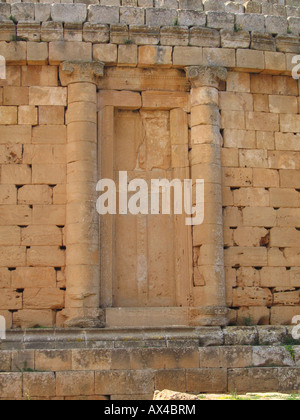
(0, 326, 298, 350)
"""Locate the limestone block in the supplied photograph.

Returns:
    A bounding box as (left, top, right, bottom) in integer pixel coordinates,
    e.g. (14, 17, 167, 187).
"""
(0, 21, 16, 42)
(29, 87, 67, 106)
(118, 44, 138, 66)
(206, 12, 234, 30)
(219, 92, 253, 111)
(17, 22, 41, 42)
(237, 307, 270, 326)
(0, 185, 17, 205)
(88, 5, 120, 24)
(250, 74, 272, 94)
(251, 32, 276, 52)
(64, 23, 83, 42)
(35, 350, 72, 372)
(186, 369, 227, 394)
(160, 26, 189, 46)
(270, 188, 300, 208)
(270, 306, 300, 325)
(178, 10, 206, 26)
(32, 163, 66, 184)
(93, 44, 117, 64)
(221, 110, 245, 130)
(0, 4, 11, 21)
(110, 24, 129, 44)
(222, 167, 252, 187)
(270, 228, 300, 247)
(22, 66, 58, 87)
(179, 0, 203, 10)
(146, 8, 178, 26)
(254, 96, 270, 113)
(275, 133, 300, 152)
(220, 29, 250, 49)
(21, 225, 62, 246)
(1, 164, 31, 185)
(273, 290, 300, 306)
(120, 6, 145, 25)
(39, 106, 65, 125)
(27, 246, 65, 267)
(27, 42, 49, 65)
(95, 370, 155, 396)
(203, 0, 225, 12)
(0, 42, 27, 65)
(0, 125, 30, 145)
(287, 17, 300, 35)
(232, 287, 272, 307)
(225, 1, 244, 13)
(0, 374, 22, 399)
(189, 27, 220, 47)
(51, 4, 87, 23)
(226, 72, 250, 93)
(246, 112, 279, 132)
(236, 49, 265, 70)
(0, 247, 27, 268)
(252, 347, 294, 368)
(253, 169, 279, 188)
(0, 204, 32, 226)
(23, 372, 56, 398)
(11, 3, 35, 22)
(3, 86, 29, 106)
(173, 46, 203, 66)
(83, 23, 110, 43)
(13, 309, 55, 329)
(0, 226, 20, 247)
(129, 25, 160, 45)
(280, 115, 300, 133)
(276, 35, 300, 54)
(0, 106, 17, 125)
(41, 22, 64, 42)
(35, 4, 51, 22)
(203, 47, 236, 67)
(12, 267, 56, 289)
(265, 16, 288, 35)
(23, 288, 64, 310)
(49, 41, 92, 65)
(272, 76, 298, 96)
(236, 13, 265, 33)
(243, 207, 277, 227)
(239, 149, 268, 168)
(233, 188, 269, 207)
(244, 1, 261, 14)
(138, 46, 172, 67)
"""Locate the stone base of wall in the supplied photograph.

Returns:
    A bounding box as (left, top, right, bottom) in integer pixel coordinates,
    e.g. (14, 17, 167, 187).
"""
(0, 327, 299, 399)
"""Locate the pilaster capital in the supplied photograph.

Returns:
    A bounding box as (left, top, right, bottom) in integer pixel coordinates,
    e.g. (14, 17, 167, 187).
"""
(185, 65, 228, 89)
(59, 60, 105, 86)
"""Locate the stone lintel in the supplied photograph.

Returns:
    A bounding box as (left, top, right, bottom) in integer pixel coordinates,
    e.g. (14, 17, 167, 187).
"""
(59, 60, 105, 86)
(186, 65, 228, 88)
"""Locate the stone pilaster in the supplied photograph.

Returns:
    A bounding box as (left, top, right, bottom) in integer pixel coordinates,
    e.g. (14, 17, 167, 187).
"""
(59, 61, 105, 328)
(186, 65, 229, 326)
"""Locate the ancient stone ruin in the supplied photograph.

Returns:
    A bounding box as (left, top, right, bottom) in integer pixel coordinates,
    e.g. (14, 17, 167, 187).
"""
(0, 0, 299, 400)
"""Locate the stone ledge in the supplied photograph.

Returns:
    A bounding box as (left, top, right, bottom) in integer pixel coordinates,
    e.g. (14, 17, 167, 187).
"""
(0, 326, 299, 350)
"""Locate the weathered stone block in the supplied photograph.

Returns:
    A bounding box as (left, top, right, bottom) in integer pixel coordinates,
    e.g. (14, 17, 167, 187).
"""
(88, 5, 120, 24)
(51, 4, 87, 23)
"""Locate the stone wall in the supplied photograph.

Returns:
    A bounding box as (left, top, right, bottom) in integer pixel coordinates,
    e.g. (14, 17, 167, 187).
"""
(0, 0, 299, 330)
